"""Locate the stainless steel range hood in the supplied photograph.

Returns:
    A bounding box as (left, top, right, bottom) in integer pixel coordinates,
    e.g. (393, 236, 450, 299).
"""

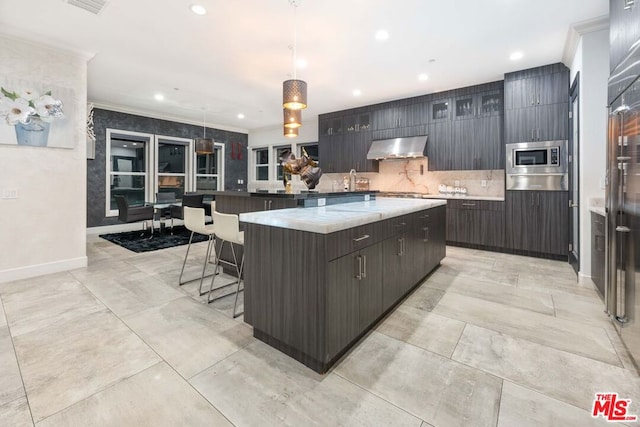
(366, 135, 428, 160)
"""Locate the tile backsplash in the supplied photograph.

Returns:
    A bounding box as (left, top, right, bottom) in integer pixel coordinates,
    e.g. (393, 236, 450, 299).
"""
(315, 158, 505, 198)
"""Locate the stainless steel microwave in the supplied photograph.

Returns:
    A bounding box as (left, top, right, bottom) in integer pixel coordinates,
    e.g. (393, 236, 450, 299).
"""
(506, 140, 568, 191)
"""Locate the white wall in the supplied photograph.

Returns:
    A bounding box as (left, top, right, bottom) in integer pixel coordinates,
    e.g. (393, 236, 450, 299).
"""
(0, 34, 88, 282)
(570, 29, 609, 277)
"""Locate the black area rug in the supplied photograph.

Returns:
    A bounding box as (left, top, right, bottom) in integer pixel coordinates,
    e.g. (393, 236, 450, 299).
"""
(99, 225, 209, 253)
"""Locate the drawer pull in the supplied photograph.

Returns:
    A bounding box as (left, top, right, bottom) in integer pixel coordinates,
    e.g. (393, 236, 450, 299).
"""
(616, 226, 631, 233)
(393, 222, 407, 227)
(461, 203, 476, 207)
(353, 234, 370, 242)
(420, 214, 430, 219)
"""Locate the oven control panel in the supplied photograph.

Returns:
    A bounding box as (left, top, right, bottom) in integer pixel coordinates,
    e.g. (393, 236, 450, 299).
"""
(550, 147, 559, 165)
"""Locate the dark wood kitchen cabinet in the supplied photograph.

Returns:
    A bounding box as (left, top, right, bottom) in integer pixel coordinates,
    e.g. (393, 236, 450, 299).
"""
(504, 64, 569, 144)
(446, 199, 505, 249)
(244, 204, 446, 373)
(591, 211, 606, 297)
(373, 101, 428, 130)
(610, 0, 640, 72)
(505, 190, 568, 258)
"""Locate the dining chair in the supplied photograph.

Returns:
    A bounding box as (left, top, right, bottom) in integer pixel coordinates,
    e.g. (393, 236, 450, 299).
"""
(170, 193, 205, 233)
(208, 211, 244, 318)
(114, 195, 155, 236)
(178, 206, 218, 295)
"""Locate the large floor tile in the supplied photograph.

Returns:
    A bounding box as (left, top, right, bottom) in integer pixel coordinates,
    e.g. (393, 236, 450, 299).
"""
(81, 270, 185, 318)
(433, 292, 621, 366)
(552, 292, 611, 328)
(452, 324, 640, 414)
(333, 331, 502, 427)
(435, 264, 519, 286)
(37, 362, 231, 427)
(497, 381, 615, 427)
(0, 327, 24, 406)
(190, 340, 422, 427)
(0, 298, 7, 328)
(425, 270, 555, 315)
(122, 296, 253, 378)
(0, 276, 105, 338)
(402, 285, 445, 312)
(14, 309, 160, 422)
(517, 271, 600, 298)
(0, 397, 33, 427)
(375, 305, 465, 358)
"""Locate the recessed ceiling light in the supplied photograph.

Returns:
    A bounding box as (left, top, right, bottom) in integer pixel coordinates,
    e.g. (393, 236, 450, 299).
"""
(237, 113, 245, 119)
(510, 51, 524, 61)
(132, 143, 137, 146)
(353, 89, 362, 97)
(190, 4, 207, 15)
(123, 144, 128, 148)
(375, 30, 389, 41)
(296, 58, 308, 69)
(154, 93, 164, 101)
(418, 73, 429, 82)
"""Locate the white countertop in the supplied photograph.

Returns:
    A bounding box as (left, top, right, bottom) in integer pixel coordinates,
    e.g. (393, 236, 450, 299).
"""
(590, 206, 606, 216)
(240, 198, 447, 234)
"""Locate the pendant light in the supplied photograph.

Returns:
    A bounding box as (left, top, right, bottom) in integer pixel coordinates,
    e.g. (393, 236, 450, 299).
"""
(282, 0, 307, 111)
(284, 124, 298, 138)
(284, 108, 302, 129)
(195, 109, 213, 154)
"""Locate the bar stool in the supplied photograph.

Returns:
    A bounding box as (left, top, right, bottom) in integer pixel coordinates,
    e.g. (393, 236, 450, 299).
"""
(208, 211, 244, 318)
(178, 207, 217, 295)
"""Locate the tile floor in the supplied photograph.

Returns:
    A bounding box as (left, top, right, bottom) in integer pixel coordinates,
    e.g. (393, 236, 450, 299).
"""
(0, 238, 638, 426)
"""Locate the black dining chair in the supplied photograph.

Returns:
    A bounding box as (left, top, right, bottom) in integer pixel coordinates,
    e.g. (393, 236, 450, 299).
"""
(114, 195, 155, 236)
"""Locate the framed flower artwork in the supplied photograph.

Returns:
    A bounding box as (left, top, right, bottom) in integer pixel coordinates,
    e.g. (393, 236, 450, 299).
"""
(0, 77, 76, 149)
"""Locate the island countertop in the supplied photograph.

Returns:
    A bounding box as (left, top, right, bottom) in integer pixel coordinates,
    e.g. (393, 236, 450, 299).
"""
(239, 198, 446, 234)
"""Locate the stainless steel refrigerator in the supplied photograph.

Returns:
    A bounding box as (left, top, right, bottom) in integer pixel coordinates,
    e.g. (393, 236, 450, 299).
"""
(607, 40, 640, 370)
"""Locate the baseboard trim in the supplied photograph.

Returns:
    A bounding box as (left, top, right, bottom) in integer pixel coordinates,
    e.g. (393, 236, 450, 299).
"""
(0, 256, 88, 284)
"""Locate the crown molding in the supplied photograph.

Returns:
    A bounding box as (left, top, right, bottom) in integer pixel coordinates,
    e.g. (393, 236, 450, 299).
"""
(0, 27, 95, 62)
(89, 101, 249, 134)
(563, 15, 609, 65)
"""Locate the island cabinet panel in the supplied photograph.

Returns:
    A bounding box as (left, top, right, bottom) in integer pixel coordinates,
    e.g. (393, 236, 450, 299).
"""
(242, 204, 446, 373)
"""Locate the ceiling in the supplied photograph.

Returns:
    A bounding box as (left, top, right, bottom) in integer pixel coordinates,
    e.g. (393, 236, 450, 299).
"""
(0, 0, 608, 132)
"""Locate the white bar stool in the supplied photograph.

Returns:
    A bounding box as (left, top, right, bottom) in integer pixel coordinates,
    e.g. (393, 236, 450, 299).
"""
(208, 211, 244, 318)
(178, 207, 218, 295)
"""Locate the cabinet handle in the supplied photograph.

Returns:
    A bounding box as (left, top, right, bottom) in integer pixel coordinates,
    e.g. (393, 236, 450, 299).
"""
(536, 128, 540, 140)
(403, 237, 406, 254)
(398, 238, 403, 256)
(624, 0, 634, 9)
(461, 203, 476, 207)
(393, 222, 407, 228)
(264, 200, 267, 210)
(537, 93, 540, 105)
(531, 128, 534, 141)
(362, 255, 367, 279)
(537, 193, 540, 207)
(420, 214, 430, 219)
(269, 200, 272, 210)
(353, 234, 370, 242)
(423, 226, 429, 242)
(616, 226, 631, 233)
(355, 255, 363, 280)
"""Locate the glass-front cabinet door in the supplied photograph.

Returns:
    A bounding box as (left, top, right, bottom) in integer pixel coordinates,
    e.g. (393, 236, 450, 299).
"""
(479, 90, 502, 117)
(431, 99, 450, 121)
(454, 96, 475, 120)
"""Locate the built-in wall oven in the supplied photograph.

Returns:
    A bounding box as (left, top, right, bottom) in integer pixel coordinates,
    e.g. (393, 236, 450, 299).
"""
(506, 140, 568, 191)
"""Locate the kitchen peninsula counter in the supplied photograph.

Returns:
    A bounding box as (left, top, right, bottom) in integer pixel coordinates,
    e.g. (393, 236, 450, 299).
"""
(240, 198, 447, 373)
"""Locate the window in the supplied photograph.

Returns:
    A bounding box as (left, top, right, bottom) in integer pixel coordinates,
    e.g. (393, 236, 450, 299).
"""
(298, 143, 319, 163)
(106, 130, 152, 213)
(274, 145, 292, 181)
(195, 143, 224, 193)
(156, 136, 189, 199)
(254, 148, 269, 181)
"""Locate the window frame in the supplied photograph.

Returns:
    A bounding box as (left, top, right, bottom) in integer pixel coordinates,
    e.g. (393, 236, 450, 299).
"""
(253, 147, 270, 182)
(154, 135, 193, 200)
(194, 142, 225, 193)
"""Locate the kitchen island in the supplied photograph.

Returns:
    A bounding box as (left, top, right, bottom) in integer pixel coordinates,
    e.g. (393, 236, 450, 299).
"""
(240, 198, 447, 373)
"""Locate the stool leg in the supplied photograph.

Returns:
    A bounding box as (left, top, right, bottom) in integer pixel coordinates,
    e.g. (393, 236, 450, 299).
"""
(207, 240, 225, 301)
(178, 231, 195, 286)
(198, 235, 215, 295)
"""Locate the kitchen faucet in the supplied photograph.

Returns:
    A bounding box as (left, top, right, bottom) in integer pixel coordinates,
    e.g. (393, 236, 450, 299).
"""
(349, 169, 356, 191)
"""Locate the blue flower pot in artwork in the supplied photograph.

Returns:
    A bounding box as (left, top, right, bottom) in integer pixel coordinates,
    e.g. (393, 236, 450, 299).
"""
(15, 118, 51, 147)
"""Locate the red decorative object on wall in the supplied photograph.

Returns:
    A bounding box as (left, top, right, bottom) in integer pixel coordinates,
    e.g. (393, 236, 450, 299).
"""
(230, 142, 244, 160)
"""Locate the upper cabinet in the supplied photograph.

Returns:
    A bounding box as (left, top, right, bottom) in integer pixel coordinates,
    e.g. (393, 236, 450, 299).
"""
(430, 98, 451, 122)
(504, 63, 569, 144)
(454, 89, 502, 120)
(320, 116, 343, 136)
(344, 113, 371, 133)
(373, 102, 428, 130)
(610, 0, 640, 72)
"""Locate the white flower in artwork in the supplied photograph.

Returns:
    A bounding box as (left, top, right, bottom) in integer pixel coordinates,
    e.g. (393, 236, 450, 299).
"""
(3, 98, 34, 125)
(19, 88, 40, 101)
(0, 87, 64, 126)
(34, 95, 64, 120)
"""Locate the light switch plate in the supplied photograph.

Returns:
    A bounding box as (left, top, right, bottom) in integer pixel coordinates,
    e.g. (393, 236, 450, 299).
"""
(454, 180, 460, 187)
(364, 194, 370, 201)
(481, 180, 487, 187)
(318, 198, 326, 206)
(2, 189, 18, 199)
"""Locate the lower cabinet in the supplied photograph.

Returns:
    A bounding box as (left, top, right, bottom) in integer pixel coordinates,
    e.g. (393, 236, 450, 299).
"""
(505, 190, 568, 257)
(591, 212, 605, 296)
(244, 204, 447, 373)
(446, 200, 505, 248)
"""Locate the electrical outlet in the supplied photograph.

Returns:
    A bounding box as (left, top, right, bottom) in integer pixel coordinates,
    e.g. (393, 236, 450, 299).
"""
(481, 180, 487, 187)
(454, 180, 460, 187)
(318, 198, 326, 206)
(237, 179, 244, 185)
